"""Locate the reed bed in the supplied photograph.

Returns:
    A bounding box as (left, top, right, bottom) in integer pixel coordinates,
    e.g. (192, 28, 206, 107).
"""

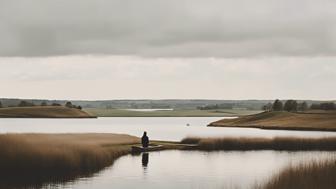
(0, 134, 138, 188)
(260, 159, 336, 189)
(181, 137, 336, 151)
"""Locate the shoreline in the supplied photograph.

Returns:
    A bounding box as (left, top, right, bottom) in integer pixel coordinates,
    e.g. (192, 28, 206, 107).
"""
(208, 124, 336, 132)
(208, 111, 336, 132)
(181, 136, 336, 151)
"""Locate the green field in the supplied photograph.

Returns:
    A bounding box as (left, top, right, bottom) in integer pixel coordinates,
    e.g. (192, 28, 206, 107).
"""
(84, 108, 261, 117)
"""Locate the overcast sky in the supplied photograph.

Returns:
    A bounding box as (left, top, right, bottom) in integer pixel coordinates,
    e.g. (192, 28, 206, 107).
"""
(0, 0, 335, 100)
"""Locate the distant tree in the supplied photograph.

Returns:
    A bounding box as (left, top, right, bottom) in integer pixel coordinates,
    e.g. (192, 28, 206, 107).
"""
(272, 99, 283, 111)
(41, 101, 47, 106)
(18, 101, 28, 107)
(262, 103, 273, 112)
(65, 101, 73, 108)
(77, 106, 82, 110)
(197, 103, 234, 110)
(18, 100, 34, 107)
(51, 103, 61, 106)
(310, 102, 335, 110)
(298, 101, 308, 111)
(284, 100, 298, 112)
(320, 102, 336, 110)
(310, 103, 320, 110)
(0, 101, 2, 108)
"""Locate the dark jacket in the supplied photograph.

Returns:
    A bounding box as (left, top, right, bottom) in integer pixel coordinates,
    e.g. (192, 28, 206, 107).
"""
(141, 135, 149, 147)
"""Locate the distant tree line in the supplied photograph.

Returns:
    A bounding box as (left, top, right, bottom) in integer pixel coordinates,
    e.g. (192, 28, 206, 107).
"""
(1, 100, 82, 110)
(197, 103, 234, 110)
(263, 99, 335, 112)
(65, 101, 82, 110)
(18, 101, 35, 107)
(41, 101, 62, 107)
(310, 102, 336, 110)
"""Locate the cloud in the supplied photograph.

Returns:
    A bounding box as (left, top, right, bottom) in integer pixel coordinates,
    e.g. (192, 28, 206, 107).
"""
(0, 0, 335, 57)
(0, 55, 335, 100)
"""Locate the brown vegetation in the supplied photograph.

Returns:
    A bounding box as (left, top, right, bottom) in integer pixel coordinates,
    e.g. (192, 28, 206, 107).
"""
(181, 137, 336, 151)
(208, 111, 336, 131)
(0, 134, 138, 188)
(0, 106, 96, 118)
(261, 160, 336, 189)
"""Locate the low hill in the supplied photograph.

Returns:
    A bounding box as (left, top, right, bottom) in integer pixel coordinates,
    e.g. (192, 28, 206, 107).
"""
(208, 111, 336, 131)
(0, 106, 96, 118)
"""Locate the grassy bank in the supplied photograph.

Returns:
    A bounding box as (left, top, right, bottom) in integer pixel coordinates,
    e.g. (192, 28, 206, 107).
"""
(260, 160, 336, 189)
(84, 108, 261, 117)
(208, 111, 336, 131)
(181, 137, 336, 151)
(0, 134, 138, 188)
(0, 106, 96, 118)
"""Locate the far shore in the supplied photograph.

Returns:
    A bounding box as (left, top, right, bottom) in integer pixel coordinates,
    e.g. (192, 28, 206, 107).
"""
(208, 111, 336, 132)
(0, 106, 97, 118)
(210, 125, 336, 132)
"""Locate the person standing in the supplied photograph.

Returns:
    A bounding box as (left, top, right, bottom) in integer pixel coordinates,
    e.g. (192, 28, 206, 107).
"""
(141, 131, 149, 148)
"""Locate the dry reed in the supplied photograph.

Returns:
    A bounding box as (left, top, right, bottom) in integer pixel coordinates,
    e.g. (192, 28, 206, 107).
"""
(0, 134, 138, 188)
(260, 159, 336, 189)
(181, 137, 336, 151)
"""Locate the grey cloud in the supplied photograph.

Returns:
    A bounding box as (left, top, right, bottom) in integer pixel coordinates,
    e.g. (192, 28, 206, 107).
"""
(0, 56, 335, 99)
(0, 0, 336, 57)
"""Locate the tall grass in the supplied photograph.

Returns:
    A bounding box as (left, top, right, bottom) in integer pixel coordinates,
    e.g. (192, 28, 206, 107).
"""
(0, 134, 138, 188)
(181, 137, 336, 151)
(260, 160, 336, 189)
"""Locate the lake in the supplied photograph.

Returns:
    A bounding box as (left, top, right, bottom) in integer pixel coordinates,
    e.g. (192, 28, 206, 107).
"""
(124, 108, 174, 112)
(1, 117, 336, 141)
(51, 150, 334, 189)
(1, 117, 336, 189)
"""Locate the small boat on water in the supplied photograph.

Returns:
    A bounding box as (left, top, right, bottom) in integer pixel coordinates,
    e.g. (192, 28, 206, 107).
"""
(131, 145, 164, 153)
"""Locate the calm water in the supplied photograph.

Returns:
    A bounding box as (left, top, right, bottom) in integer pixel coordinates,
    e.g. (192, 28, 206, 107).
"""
(1, 117, 336, 141)
(124, 109, 174, 112)
(0, 117, 336, 141)
(49, 150, 335, 189)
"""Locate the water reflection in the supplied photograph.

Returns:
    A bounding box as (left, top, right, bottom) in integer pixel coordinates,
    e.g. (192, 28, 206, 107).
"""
(1, 150, 335, 189)
(58, 150, 336, 189)
(142, 153, 149, 168)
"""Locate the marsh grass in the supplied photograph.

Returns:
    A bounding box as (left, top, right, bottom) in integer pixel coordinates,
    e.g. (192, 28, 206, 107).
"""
(209, 111, 336, 131)
(182, 136, 336, 188)
(181, 137, 336, 151)
(260, 159, 336, 189)
(0, 134, 138, 188)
